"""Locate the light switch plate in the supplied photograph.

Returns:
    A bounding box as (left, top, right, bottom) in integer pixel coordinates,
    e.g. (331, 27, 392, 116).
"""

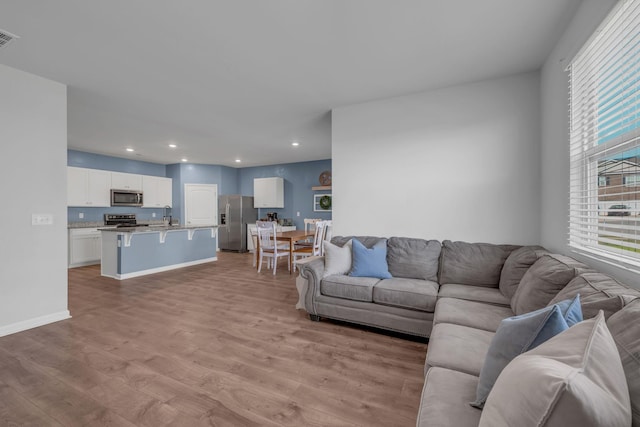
(32, 214, 53, 225)
(79, 212, 84, 219)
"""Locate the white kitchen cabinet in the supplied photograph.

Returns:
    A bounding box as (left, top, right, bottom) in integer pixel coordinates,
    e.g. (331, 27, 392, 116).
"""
(142, 176, 172, 208)
(246, 223, 296, 252)
(67, 167, 111, 207)
(69, 228, 102, 267)
(111, 172, 143, 191)
(254, 177, 284, 208)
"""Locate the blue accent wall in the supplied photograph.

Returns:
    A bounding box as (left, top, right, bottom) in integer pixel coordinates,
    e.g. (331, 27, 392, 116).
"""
(68, 150, 330, 230)
(166, 163, 239, 225)
(68, 149, 166, 176)
(118, 229, 216, 274)
(221, 166, 239, 195)
(238, 159, 332, 229)
(68, 206, 168, 222)
(166, 163, 182, 225)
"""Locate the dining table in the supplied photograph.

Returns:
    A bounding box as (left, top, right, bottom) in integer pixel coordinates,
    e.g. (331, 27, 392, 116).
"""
(255, 229, 315, 274)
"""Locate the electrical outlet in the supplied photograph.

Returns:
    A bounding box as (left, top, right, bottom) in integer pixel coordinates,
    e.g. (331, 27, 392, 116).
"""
(32, 214, 53, 226)
(296, 211, 300, 217)
(152, 213, 156, 218)
(79, 212, 84, 219)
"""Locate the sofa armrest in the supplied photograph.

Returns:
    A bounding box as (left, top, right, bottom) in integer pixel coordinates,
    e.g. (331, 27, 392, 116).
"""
(298, 256, 325, 314)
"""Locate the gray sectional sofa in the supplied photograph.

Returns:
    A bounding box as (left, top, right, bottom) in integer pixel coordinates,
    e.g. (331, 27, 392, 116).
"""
(297, 237, 640, 427)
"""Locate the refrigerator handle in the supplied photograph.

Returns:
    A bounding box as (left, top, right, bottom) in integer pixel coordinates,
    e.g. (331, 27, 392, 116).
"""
(226, 203, 230, 225)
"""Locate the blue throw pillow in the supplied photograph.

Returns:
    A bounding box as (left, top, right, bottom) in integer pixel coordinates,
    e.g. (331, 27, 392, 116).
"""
(471, 295, 582, 409)
(349, 238, 392, 279)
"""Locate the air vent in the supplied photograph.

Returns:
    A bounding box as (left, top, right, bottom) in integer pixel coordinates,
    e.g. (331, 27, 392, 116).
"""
(0, 29, 19, 49)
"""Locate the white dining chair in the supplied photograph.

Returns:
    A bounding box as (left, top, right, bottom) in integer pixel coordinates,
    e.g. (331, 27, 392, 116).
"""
(304, 218, 322, 233)
(321, 220, 333, 255)
(292, 220, 326, 271)
(296, 218, 322, 248)
(250, 227, 259, 267)
(256, 221, 290, 274)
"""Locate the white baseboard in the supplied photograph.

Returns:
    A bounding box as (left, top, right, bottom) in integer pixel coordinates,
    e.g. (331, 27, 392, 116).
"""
(0, 310, 72, 338)
(113, 257, 218, 280)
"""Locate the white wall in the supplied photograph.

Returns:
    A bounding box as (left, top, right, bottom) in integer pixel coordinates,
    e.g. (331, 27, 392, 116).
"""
(332, 72, 541, 244)
(539, 0, 640, 287)
(0, 64, 70, 335)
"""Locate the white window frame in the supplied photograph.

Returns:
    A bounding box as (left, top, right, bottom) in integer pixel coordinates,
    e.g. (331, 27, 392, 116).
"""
(624, 175, 640, 187)
(568, 0, 640, 270)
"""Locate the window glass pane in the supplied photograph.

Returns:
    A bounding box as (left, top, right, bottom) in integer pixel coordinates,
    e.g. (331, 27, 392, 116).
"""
(569, 0, 640, 266)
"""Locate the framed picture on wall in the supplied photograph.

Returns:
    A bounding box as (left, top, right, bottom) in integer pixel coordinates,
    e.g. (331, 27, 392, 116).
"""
(314, 194, 332, 212)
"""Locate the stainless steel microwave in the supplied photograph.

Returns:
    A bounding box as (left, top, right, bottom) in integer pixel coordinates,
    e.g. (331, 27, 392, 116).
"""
(111, 189, 143, 207)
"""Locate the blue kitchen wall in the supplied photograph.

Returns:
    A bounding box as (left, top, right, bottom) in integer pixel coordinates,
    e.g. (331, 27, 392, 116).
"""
(238, 159, 332, 229)
(67, 150, 168, 222)
(167, 163, 239, 225)
(166, 163, 182, 224)
(68, 150, 330, 229)
(68, 150, 166, 176)
(118, 229, 216, 275)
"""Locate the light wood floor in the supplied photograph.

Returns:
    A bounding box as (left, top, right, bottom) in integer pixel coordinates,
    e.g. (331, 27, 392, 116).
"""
(0, 252, 427, 426)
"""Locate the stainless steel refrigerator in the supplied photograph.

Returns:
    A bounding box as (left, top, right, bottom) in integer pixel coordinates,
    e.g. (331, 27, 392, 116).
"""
(218, 195, 257, 252)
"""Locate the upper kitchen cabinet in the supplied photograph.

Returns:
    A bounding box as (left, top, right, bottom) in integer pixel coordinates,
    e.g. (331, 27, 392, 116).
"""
(111, 172, 143, 191)
(254, 177, 284, 208)
(142, 176, 172, 208)
(67, 167, 111, 207)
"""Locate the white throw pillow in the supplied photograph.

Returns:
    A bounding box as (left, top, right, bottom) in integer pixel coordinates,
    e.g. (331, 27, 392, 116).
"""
(323, 240, 352, 277)
(479, 311, 631, 427)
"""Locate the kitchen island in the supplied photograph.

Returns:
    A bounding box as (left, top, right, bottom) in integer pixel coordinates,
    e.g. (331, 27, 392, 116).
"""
(100, 225, 218, 280)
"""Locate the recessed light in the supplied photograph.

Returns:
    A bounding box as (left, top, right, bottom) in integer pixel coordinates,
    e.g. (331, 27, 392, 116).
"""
(235, 159, 241, 163)
(292, 142, 300, 147)
(168, 144, 177, 148)
(126, 148, 134, 152)
(181, 158, 188, 162)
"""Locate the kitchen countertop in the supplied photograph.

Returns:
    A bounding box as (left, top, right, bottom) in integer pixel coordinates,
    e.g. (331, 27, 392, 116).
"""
(98, 224, 218, 233)
(68, 221, 106, 229)
(68, 220, 180, 229)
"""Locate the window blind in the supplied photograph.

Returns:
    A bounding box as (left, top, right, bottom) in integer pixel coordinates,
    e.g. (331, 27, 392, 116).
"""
(569, 0, 640, 268)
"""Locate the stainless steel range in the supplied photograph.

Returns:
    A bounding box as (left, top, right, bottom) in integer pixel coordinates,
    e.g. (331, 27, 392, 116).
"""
(104, 213, 148, 228)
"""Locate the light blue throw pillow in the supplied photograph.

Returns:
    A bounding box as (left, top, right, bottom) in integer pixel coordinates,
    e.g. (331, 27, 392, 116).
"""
(349, 238, 392, 279)
(471, 295, 582, 409)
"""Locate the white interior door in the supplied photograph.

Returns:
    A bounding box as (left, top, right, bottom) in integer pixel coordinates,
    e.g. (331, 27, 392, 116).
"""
(184, 184, 218, 226)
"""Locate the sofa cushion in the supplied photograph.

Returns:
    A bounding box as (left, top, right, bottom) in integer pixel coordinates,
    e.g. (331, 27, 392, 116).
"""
(417, 367, 482, 427)
(498, 245, 546, 299)
(387, 237, 441, 281)
(349, 238, 392, 279)
(372, 278, 439, 312)
(472, 296, 583, 408)
(331, 235, 382, 249)
(581, 295, 639, 321)
(510, 253, 590, 315)
(425, 323, 494, 377)
(439, 241, 519, 287)
(549, 272, 640, 319)
(320, 275, 380, 302)
(434, 298, 514, 332)
(479, 312, 631, 427)
(323, 239, 352, 277)
(438, 284, 510, 306)
(607, 298, 640, 425)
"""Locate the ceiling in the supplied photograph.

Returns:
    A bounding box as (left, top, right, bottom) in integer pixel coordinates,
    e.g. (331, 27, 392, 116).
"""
(0, 0, 581, 167)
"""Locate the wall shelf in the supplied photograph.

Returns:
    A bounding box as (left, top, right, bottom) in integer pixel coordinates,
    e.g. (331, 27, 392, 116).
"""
(312, 185, 332, 191)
